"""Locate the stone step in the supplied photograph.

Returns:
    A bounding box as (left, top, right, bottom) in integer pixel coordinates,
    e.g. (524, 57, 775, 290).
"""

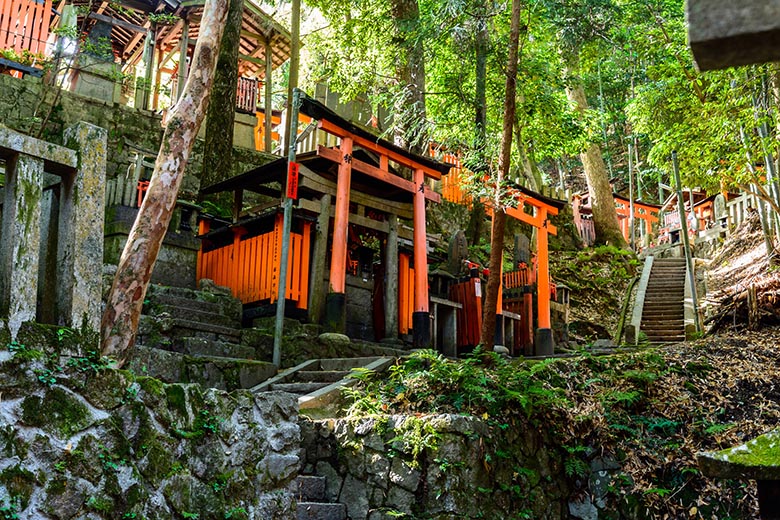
(318, 357, 385, 371)
(295, 476, 326, 502)
(171, 318, 241, 343)
(297, 502, 347, 520)
(645, 335, 686, 342)
(642, 327, 685, 335)
(128, 345, 276, 391)
(296, 370, 351, 383)
(174, 337, 255, 359)
(150, 303, 242, 329)
(146, 293, 225, 317)
(271, 382, 331, 394)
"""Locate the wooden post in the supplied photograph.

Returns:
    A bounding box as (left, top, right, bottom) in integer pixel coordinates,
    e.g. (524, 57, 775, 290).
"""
(384, 212, 399, 340)
(324, 136, 353, 333)
(412, 167, 431, 347)
(264, 39, 272, 152)
(534, 207, 553, 355)
(153, 46, 163, 109)
(176, 19, 189, 100)
(308, 193, 331, 324)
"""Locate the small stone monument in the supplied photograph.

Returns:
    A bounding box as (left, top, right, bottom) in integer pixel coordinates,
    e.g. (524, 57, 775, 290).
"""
(446, 230, 469, 276)
(514, 233, 531, 267)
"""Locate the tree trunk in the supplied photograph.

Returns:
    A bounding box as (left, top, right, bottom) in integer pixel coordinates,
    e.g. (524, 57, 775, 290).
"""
(480, 0, 522, 349)
(199, 0, 243, 194)
(465, 7, 489, 251)
(390, 0, 427, 155)
(101, 0, 229, 367)
(564, 60, 627, 248)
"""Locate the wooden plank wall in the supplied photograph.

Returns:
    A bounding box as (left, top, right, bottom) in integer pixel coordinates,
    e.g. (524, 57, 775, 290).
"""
(197, 217, 312, 308)
(0, 0, 52, 55)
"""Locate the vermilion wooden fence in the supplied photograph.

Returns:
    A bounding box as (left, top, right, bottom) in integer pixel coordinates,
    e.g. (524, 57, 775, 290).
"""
(398, 252, 415, 335)
(0, 0, 52, 55)
(197, 215, 312, 308)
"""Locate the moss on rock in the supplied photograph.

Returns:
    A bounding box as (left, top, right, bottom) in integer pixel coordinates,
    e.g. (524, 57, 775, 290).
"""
(20, 387, 92, 437)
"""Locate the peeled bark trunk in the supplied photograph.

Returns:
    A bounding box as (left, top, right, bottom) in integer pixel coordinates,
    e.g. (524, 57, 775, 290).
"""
(199, 0, 243, 193)
(101, 0, 229, 366)
(480, 0, 522, 349)
(565, 63, 626, 248)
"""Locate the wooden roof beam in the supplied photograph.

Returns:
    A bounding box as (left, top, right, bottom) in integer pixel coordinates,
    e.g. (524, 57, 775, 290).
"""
(317, 145, 440, 203)
(318, 119, 443, 180)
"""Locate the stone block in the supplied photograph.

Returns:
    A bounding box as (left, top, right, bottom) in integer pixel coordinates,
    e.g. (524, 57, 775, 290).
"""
(688, 0, 780, 70)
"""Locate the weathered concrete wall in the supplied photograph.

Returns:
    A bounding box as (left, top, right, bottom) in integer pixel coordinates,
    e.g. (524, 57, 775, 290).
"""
(0, 323, 300, 519)
(0, 74, 276, 199)
(300, 415, 572, 519)
(104, 205, 199, 288)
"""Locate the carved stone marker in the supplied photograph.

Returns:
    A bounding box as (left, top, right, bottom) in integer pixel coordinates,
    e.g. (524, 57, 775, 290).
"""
(687, 1, 780, 70)
(514, 233, 531, 267)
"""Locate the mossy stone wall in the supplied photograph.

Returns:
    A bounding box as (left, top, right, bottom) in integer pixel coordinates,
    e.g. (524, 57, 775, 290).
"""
(0, 323, 300, 519)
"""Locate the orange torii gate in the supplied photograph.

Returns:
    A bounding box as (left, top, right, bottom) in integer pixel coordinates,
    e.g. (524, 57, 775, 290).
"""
(613, 194, 660, 243)
(487, 183, 565, 355)
(299, 96, 450, 347)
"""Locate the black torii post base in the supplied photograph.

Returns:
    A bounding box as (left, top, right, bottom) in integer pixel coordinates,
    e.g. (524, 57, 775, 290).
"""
(324, 292, 346, 334)
(494, 314, 505, 349)
(758, 481, 780, 520)
(412, 311, 431, 348)
(535, 328, 554, 357)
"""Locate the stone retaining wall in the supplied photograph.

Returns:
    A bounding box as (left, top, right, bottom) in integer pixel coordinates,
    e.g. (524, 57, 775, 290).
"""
(0, 323, 300, 519)
(300, 415, 572, 519)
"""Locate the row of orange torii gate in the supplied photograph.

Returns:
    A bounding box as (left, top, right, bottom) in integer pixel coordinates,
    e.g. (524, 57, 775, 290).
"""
(194, 93, 684, 356)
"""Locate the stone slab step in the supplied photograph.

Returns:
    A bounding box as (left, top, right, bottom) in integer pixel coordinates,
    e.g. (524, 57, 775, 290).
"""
(175, 337, 255, 359)
(296, 370, 351, 383)
(318, 356, 385, 371)
(645, 335, 686, 342)
(297, 502, 346, 520)
(147, 293, 225, 317)
(150, 303, 241, 329)
(271, 382, 331, 394)
(295, 476, 326, 502)
(171, 319, 241, 342)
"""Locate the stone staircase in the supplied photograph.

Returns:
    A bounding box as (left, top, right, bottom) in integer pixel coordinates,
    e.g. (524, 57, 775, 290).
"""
(640, 257, 687, 344)
(253, 357, 394, 416)
(131, 283, 276, 390)
(295, 475, 346, 520)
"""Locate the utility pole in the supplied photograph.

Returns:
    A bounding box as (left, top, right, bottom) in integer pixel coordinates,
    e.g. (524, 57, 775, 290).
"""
(273, 88, 301, 367)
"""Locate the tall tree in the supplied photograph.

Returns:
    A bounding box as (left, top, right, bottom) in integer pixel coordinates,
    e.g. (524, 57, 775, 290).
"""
(480, 0, 523, 348)
(545, 0, 627, 247)
(101, 0, 229, 366)
(199, 0, 244, 193)
(390, 0, 428, 154)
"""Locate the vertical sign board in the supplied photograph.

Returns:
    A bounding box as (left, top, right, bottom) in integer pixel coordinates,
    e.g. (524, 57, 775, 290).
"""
(287, 161, 300, 200)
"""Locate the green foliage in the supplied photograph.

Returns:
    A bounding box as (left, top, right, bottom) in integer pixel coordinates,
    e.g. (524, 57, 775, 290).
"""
(0, 497, 20, 520)
(147, 13, 179, 25)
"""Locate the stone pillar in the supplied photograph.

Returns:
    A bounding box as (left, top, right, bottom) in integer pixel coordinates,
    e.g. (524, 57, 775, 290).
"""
(383, 213, 399, 340)
(0, 153, 44, 338)
(308, 194, 331, 325)
(59, 122, 107, 331)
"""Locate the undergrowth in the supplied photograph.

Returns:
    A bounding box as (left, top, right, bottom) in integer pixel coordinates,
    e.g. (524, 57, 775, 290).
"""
(344, 339, 763, 519)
